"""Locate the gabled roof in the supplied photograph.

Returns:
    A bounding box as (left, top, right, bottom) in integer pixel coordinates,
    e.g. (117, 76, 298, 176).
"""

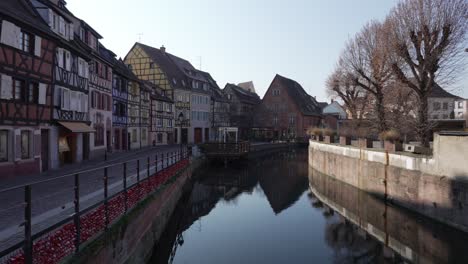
(113, 57, 138, 81)
(129, 43, 190, 90)
(0, 0, 56, 37)
(224, 83, 261, 105)
(237, 81, 256, 93)
(429, 83, 462, 99)
(271, 74, 321, 116)
(144, 81, 173, 103)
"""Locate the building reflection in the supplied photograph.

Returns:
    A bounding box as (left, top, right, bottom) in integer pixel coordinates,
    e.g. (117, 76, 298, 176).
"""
(308, 167, 468, 264)
(150, 150, 310, 263)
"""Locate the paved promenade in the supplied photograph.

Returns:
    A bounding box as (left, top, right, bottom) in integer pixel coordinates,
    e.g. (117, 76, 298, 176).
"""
(0, 144, 184, 253)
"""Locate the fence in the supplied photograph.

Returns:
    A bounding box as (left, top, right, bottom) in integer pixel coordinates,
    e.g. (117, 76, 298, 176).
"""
(0, 147, 191, 264)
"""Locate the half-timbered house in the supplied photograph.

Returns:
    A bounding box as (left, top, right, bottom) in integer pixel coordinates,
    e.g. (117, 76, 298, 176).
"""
(0, 0, 58, 176)
(31, 0, 93, 167)
(69, 18, 114, 159)
(127, 78, 140, 150)
(140, 82, 151, 148)
(111, 58, 132, 151)
(124, 43, 191, 144)
(150, 84, 174, 146)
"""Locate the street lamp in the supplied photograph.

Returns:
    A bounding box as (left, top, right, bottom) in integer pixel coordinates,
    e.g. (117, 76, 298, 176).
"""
(178, 112, 184, 158)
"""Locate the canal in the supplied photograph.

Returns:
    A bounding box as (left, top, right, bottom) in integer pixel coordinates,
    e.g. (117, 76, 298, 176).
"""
(149, 149, 468, 264)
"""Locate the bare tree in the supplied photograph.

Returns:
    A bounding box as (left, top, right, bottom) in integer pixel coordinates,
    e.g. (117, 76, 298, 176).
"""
(386, 0, 468, 146)
(326, 66, 365, 121)
(340, 21, 395, 134)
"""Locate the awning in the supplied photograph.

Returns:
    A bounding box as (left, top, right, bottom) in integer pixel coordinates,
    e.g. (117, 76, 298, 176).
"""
(58, 122, 95, 133)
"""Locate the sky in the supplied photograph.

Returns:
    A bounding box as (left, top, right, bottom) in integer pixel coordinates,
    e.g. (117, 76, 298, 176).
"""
(67, 0, 467, 101)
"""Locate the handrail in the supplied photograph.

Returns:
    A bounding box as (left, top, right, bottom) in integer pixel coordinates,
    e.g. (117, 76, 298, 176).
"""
(0, 147, 180, 194)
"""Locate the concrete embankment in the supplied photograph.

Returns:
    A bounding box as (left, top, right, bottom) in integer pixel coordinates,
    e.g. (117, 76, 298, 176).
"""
(69, 158, 204, 264)
(308, 133, 468, 233)
(309, 168, 468, 263)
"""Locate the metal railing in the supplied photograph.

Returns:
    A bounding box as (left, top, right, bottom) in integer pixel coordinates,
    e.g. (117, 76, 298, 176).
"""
(0, 147, 191, 264)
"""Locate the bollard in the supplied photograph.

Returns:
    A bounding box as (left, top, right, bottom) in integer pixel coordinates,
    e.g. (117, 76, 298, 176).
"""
(24, 185, 32, 264)
(123, 162, 128, 213)
(73, 174, 80, 253)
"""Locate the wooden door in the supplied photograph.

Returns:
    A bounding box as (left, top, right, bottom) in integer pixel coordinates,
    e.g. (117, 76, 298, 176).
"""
(194, 128, 202, 144)
(41, 129, 49, 172)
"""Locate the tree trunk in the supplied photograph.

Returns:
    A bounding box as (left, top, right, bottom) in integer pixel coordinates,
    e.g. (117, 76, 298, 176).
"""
(418, 96, 430, 147)
(375, 94, 387, 133)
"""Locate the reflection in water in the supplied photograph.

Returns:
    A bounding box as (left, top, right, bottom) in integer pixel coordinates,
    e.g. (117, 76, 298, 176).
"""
(148, 149, 468, 264)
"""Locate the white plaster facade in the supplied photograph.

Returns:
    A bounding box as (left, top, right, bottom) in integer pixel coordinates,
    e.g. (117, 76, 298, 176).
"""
(190, 91, 211, 144)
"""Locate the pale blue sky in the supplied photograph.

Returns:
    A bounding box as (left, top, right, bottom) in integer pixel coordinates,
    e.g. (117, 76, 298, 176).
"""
(68, 0, 466, 100)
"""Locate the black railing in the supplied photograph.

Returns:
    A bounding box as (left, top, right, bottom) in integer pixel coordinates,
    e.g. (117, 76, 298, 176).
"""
(0, 147, 190, 264)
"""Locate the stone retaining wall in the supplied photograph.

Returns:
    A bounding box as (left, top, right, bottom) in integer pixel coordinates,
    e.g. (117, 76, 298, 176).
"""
(308, 134, 468, 233)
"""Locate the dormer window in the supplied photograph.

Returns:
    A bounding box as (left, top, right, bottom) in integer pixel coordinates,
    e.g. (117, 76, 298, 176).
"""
(149, 63, 154, 69)
(182, 80, 186, 87)
(128, 64, 133, 70)
(80, 28, 85, 41)
(172, 78, 177, 85)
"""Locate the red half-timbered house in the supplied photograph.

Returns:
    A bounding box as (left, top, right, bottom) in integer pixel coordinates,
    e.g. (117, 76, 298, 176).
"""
(0, 0, 58, 177)
(30, 0, 94, 168)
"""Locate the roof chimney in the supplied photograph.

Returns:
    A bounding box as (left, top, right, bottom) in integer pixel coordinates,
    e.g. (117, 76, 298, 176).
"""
(160, 45, 166, 53)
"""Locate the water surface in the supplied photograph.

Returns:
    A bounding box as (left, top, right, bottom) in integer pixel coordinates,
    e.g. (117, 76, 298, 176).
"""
(149, 149, 468, 264)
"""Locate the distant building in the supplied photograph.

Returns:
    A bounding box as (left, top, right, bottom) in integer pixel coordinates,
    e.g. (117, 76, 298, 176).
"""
(198, 71, 231, 141)
(454, 98, 468, 125)
(150, 84, 174, 146)
(260, 74, 322, 140)
(322, 100, 347, 120)
(237, 81, 256, 93)
(428, 83, 461, 121)
(223, 83, 261, 140)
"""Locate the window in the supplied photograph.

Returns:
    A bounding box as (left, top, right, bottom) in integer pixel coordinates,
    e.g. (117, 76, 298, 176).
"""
(442, 114, 448, 119)
(289, 115, 296, 125)
(14, 79, 26, 102)
(142, 129, 147, 140)
(273, 116, 278, 125)
(28, 82, 39, 103)
(168, 119, 173, 128)
(0, 130, 8, 162)
(432, 115, 439, 119)
(94, 113, 104, 146)
(20, 31, 34, 54)
(132, 129, 137, 142)
(458, 102, 463, 109)
(157, 133, 163, 143)
(157, 118, 163, 127)
(433, 102, 441, 111)
(20, 130, 30, 159)
(158, 102, 163, 111)
(149, 63, 154, 69)
(442, 102, 448, 110)
(273, 89, 280, 96)
(227, 94, 231, 100)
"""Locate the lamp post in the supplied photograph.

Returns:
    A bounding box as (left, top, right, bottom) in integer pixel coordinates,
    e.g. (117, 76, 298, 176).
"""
(178, 112, 184, 158)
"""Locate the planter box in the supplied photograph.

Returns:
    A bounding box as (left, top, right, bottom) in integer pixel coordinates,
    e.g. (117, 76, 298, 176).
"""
(324, 136, 335, 144)
(384, 141, 403, 152)
(358, 138, 372, 148)
(339, 136, 351, 146)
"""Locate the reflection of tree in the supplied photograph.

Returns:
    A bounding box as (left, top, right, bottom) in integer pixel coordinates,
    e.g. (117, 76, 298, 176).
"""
(324, 220, 385, 264)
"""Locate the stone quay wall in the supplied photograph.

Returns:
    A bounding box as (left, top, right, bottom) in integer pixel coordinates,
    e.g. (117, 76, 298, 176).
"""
(308, 133, 468, 233)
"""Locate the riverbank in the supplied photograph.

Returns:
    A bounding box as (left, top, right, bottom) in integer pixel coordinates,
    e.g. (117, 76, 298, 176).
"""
(308, 133, 468, 233)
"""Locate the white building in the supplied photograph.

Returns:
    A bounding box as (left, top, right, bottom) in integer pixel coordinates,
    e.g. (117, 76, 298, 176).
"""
(428, 83, 462, 121)
(322, 100, 347, 119)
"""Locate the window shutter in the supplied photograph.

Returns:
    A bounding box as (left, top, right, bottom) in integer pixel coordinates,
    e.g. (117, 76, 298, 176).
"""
(34, 36, 42, 57)
(0, 74, 13, 99)
(83, 94, 88, 113)
(48, 9, 54, 27)
(78, 59, 82, 76)
(38, 83, 47, 105)
(1, 20, 20, 49)
(34, 132, 41, 157)
(15, 130, 21, 161)
(84, 61, 89, 78)
(57, 48, 64, 68)
(65, 51, 71, 71)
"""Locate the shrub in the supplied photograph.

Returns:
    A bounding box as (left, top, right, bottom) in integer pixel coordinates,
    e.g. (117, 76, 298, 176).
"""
(322, 128, 336, 137)
(307, 127, 323, 136)
(379, 129, 401, 142)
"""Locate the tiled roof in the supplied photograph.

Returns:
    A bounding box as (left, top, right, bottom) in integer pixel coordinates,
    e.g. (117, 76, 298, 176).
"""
(429, 83, 462, 99)
(0, 0, 55, 36)
(273, 74, 321, 116)
(133, 43, 190, 90)
(224, 83, 261, 105)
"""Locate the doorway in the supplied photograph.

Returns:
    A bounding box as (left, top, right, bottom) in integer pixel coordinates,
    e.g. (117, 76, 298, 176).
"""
(181, 128, 188, 144)
(83, 133, 89, 160)
(40, 129, 49, 172)
(194, 128, 202, 144)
